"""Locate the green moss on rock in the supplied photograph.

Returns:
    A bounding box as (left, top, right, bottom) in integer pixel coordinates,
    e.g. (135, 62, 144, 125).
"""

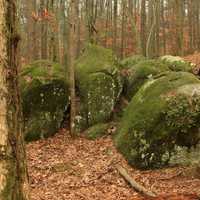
(119, 55, 146, 69)
(20, 60, 69, 142)
(76, 44, 123, 129)
(115, 72, 200, 169)
(122, 59, 169, 100)
(76, 44, 118, 78)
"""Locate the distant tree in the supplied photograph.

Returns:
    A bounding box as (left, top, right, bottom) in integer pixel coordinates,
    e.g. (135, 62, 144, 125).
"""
(174, 0, 184, 56)
(146, 0, 156, 58)
(40, 0, 48, 59)
(141, 0, 147, 56)
(120, 0, 127, 59)
(113, 0, 118, 54)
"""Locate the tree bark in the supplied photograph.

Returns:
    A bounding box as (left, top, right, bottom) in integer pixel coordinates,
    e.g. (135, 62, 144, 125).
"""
(0, 0, 29, 199)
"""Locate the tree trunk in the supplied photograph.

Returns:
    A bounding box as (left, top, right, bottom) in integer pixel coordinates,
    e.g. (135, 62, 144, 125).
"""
(0, 0, 29, 199)
(161, 0, 166, 54)
(113, 0, 118, 54)
(76, 0, 81, 58)
(40, 0, 48, 59)
(68, 0, 77, 137)
(120, 0, 126, 59)
(141, 0, 146, 56)
(32, 0, 39, 60)
(25, 0, 34, 62)
(174, 0, 184, 56)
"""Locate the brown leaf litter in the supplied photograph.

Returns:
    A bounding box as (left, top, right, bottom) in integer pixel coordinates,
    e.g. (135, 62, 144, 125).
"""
(27, 129, 200, 200)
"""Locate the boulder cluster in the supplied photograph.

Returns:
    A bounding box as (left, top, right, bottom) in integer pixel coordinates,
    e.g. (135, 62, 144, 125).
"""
(20, 45, 200, 169)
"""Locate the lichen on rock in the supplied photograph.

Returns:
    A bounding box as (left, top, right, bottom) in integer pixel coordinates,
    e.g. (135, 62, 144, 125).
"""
(160, 55, 194, 72)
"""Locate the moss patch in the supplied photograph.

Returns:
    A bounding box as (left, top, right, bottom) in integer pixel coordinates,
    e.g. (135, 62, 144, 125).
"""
(115, 72, 200, 169)
(122, 59, 169, 100)
(119, 55, 146, 69)
(76, 44, 118, 79)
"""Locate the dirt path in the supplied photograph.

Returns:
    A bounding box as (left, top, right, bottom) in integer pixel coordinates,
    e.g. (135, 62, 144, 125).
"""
(27, 130, 200, 200)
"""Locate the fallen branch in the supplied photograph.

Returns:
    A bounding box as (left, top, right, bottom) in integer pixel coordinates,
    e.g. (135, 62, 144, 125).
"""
(157, 171, 183, 181)
(116, 165, 157, 198)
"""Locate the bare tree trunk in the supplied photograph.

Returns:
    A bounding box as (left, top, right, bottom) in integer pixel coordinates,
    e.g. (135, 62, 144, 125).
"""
(120, 0, 126, 59)
(141, 0, 147, 56)
(32, 0, 39, 60)
(155, 0, 160, 57)
(174, 0, 184, 56)
(113, 0, 118, 54)
(40, 0, 48, 59)
(62, 0, 68, 66)
(161, 0, 166, 54)
(146, 0, 156, 58)
(68, 0, 77, 137)
(25, 0, 33, 62)
(128, 0, 141, 54)
(76, 0, 81, 58)
(0, 0, 29, 199)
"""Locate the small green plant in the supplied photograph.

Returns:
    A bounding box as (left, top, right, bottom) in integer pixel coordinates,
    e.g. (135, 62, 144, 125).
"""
(86, 123, 109, 140)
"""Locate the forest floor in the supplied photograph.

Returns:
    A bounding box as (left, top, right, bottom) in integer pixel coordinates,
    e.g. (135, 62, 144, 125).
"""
(27, 129, 200, 200)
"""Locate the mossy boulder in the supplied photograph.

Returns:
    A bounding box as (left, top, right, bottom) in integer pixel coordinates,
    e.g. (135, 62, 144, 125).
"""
(160, 55, 194, 72)
(75, 44, 123, 129)
(115, 72, 200, 169)
(119, 55, 146, 69)
(121, 59, 170, 100)
(20, 60, 69, 141)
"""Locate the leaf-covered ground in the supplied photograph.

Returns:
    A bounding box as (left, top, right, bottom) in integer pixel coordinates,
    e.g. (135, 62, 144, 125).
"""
(27, 130, 200, 200)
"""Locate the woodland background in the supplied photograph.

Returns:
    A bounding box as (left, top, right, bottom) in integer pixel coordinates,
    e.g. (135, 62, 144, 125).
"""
(3, 0, 200, 199)
(19, 0, 200, 65)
